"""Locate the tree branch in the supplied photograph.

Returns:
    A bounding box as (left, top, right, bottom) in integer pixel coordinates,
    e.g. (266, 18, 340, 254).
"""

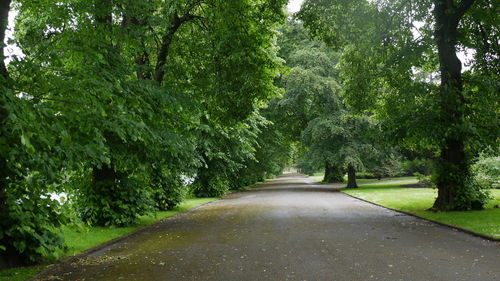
(453, 0, 476, 25)
(153, 13, 201, 83)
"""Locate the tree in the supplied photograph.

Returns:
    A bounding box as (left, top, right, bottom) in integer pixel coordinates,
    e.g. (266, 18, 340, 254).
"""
(272, 20, 348, 182)
(1, 0, 79, 266)
(185, 0, 287, 196)
(298, 0, 499, 210)
(0, 0, 288, 265)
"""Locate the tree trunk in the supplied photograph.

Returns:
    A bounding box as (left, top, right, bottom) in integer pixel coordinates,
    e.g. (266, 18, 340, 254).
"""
(93, 164, 117, 184)
(432, 0, 477, 211)
(346, 164, 358, 189)
(323, 162, 343, 183)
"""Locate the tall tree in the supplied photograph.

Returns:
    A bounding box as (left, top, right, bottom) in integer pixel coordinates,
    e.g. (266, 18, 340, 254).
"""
(272, 20, 347, 182)
(432, 0, 477, 209)
(298, 0, 499, 210)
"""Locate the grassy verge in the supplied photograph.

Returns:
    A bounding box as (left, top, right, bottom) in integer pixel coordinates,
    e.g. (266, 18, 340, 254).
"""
(0, 198, 218, 281)
(342, 181, 500, 239)
(356, 176, 416, 183)
(308, 173, 417, 184)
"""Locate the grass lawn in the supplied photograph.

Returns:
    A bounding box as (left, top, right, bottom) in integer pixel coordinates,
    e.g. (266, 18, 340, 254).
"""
(309, 172, 416, 184)
(355, 176, 416, 184)
(0, 198, 218, 281)
(342, 181, 500, 239)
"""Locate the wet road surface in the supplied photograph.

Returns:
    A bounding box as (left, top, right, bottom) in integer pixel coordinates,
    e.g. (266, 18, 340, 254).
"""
(34, 174, 500, 281)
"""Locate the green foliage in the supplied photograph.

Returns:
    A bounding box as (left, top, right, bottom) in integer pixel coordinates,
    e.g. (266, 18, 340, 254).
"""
(151, 169, 186, 211)
(453, 177, 492, 211)
(298, 0, 499, 210)
(414, 172, 432, 186)
(369, 156, 404, 179)
(296, 157, 320, 176)
(471, 154, 500, 189)
(192, 173, 229, 198)
(1, 0, 288, 266)
(402, 159, 431, 176)
(354, 172, 375, 179)
(1, 183, 67, 264)
(75, 170, 153, 226)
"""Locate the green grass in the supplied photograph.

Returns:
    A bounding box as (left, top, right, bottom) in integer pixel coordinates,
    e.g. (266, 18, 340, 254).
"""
(309, 173, 417, 184)
(342, 182, 500, 239)
(0, 265, 46, 281)
(356, 176, 416, 183)
(0, 198, 217, 281)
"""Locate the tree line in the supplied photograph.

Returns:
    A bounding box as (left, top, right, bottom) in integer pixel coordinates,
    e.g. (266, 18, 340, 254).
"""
(0, 0, 498, 270)
(292, 0, 498, 209)
(0, 0, 290, 267)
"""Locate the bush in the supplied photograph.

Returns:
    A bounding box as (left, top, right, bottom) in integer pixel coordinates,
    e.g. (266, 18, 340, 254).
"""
(151, 168, 186, 211)
(370, 157, 405, 179)
(402, 158, 430, 176)
(191, 171, 229, 197)
(0, 176, 68, 266)
(453, 177, 492, 210)
(471, 155, 500, 189)
(75, 170, 153, 226)
(227, 167, 262, 190)
(414, 172, 433, 186)
(296, 159, 320, 176)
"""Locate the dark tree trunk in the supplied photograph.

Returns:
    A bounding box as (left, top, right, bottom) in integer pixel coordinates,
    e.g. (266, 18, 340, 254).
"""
(323, 162, 343, 183)
(346, 164, 358, 189)
(93, 164, 117, 184)
(432, 0, 477, 211)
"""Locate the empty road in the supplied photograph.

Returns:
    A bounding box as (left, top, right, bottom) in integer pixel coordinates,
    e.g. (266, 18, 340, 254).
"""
(34, 174, 500, 281)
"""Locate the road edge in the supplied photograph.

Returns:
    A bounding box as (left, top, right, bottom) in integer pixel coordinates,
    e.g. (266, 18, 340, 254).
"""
(28, 199, 221, 281)
(341, 191, 500, 243)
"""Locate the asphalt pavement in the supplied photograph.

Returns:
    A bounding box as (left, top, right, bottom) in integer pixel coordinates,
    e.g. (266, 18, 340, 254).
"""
(34, 174, 500, 281)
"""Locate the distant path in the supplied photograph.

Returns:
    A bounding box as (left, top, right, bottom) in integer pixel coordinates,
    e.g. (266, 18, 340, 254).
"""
(35, 174, 499, 281)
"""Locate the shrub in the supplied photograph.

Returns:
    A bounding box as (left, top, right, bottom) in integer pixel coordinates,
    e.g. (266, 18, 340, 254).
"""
(151, 169, 186, 211)
(370, 157, 405, 179)
(75, 170, 153, 226)
(191, 171, 229, 198)
(414, 172, 433, 186)
(0, 175, 68, 266)
(471, 155, 499, 189)
(402, 158, 431, 176)
(453, 177, 492, 210)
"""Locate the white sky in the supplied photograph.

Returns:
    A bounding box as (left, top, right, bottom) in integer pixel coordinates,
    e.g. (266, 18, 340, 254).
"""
(287, 0, 304, 13)
(4, 9, 20, 64)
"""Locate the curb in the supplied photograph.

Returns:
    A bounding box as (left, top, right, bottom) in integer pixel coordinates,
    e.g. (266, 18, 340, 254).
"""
(341, 191, 500, 242)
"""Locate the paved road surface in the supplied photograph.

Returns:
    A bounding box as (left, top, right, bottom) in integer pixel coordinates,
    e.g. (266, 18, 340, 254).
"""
(35, 174, 499, 281)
